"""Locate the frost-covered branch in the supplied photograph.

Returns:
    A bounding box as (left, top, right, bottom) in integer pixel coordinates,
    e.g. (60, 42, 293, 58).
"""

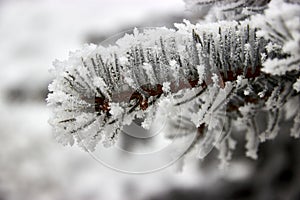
(47, 0, 300, 164)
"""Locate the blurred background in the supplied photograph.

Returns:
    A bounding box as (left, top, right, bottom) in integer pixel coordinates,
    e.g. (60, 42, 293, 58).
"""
(0, 0, 299, 200)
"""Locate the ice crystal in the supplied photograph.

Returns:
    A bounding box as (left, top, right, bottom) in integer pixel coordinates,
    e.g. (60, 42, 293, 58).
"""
(293, 77, 300, 92)
(47, 0, 300, 166)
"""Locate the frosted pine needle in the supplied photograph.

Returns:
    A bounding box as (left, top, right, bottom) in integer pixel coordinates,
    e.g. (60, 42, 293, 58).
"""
(47, 0, 300, 165)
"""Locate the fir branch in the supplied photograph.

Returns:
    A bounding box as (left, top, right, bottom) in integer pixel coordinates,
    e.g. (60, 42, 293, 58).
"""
(47, 0, 300, 166)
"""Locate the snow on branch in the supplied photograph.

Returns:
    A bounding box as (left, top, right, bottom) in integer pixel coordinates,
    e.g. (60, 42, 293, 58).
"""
(47, 0, 300, 164)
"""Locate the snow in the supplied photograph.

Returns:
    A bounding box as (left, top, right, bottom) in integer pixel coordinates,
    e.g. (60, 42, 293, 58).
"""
(0, 0, 217, 199)
(293, 77, 300, 92)
(109, 102, 124, 118)
(162, 82, 171, 93)
(1, 0, 300, 199)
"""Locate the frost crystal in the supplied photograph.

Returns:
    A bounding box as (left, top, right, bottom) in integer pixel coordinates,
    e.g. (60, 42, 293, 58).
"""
(47, 0, 300, 166)
(294, 78, 300, 92)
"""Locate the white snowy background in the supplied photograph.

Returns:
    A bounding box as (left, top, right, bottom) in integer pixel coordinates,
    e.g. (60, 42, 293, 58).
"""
(0, 0, 243, 200)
